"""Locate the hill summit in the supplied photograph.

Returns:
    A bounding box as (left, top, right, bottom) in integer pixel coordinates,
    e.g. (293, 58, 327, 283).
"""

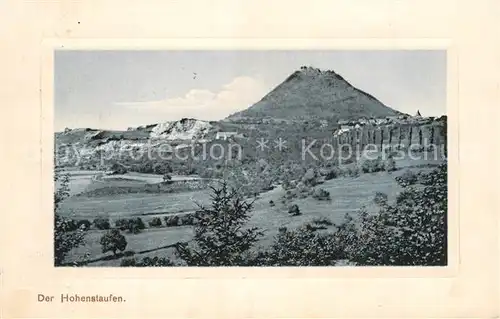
(227, 66, 402, 121)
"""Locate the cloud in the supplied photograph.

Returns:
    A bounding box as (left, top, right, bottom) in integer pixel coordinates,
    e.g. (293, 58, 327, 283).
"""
(115, 76, 267, 120)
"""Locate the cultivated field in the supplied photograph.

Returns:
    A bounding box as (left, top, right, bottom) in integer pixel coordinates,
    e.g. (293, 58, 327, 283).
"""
(59, 161, 440, 266)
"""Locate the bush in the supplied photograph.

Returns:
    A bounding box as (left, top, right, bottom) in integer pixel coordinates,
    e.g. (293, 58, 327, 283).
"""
(110, 162, 127, 175)
(174, 182, 263, 266)
(248, 226, 345, 266)
(153, 162, 173, 175)
(123, 250, 135, 257)
(340, 164, 447, 265)
(120, 257, 137, 267)
(324, 167, 340, 180)
(115, 218, 129, 231)
(57, 218, 78, 232)
(120, 256, 174, 267)
(76, 219, 91, 230)
(312, 188, 331, 201)
(128, 217, 145, 234)
(93, 218, 111, 230)
(361, 157, 384, 173)
(163, 173, 173, 184)
(395, 169, 418, 187)
(312, 217, 333, 226)
(287, 204, 301, 216)
(344, 166, 360, 177)
(373, 192, 388, 206)
(164, 215, 180, 227)
(269, 200, 275, 207)
(385, 156, 397, 172)
(54, 170, 86, 266)
(100, 229, 127, 256)
(115, 218, 145, 233)
(148, 217, 163, 228)
(301, 168, 318, 186)
(179, 214, 195, 226)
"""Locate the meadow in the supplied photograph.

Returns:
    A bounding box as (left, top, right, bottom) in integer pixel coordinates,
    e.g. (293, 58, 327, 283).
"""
(58, 162, 439, 266)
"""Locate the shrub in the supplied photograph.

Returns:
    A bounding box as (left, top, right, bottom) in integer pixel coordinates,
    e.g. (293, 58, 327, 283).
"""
(120, 256, 174, 267)
(54, 170, 86, 266)
(324, 167, 340, 180)
(163, 174, 173, 184)
(57, 218, 78, 232)
(115, 218, 129, 231)
(248, 225, 344, 266)
(76, 219, 91, 230)
(361, 157, 384, 173)
(153, 162, 173, 175)
(148, 217, 163, 228)
(139, 256, 175, 266)
(174, 182, 263, 266)
(312, 217, 333, 226)
(110, 162, 127, 175)
(312, 188, 331, 201)
(339, 164, 447, 266)
(120, 257, 137, 267)
(346, 166, 361, 177)
(93, 218, 111, 230)
(269, 200, 275, 207)
(301, 168, 318, 186)
(396, 170, 418, 187)
(128, 217, 145, 234)
(164, 215, 180, 227)
(287, 204, 301, 216)
(100, 229, 127, 256)
(385, 156, 397, 172)
(115, 218, 145, 233)
(373, 192, 388, 206)
(123, 250, 135, 257)
(179, 214, 195, 226)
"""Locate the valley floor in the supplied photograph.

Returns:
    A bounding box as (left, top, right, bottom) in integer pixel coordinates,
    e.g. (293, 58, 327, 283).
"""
(57, 159, 441, 267)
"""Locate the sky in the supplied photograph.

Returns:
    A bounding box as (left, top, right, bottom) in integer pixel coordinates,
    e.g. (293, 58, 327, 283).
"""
(55, 50, 446, 131)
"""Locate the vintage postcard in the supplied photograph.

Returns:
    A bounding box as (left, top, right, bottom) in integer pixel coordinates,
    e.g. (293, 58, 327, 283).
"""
(54, 50, 448, 268)
(1, 1, 498, 318)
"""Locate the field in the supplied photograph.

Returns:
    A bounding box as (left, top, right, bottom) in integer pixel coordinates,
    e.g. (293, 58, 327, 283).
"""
(58, 161, 440, 266)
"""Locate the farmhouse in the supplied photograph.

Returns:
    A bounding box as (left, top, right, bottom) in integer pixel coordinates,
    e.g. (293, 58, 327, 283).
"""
(215, 131, 239, 140)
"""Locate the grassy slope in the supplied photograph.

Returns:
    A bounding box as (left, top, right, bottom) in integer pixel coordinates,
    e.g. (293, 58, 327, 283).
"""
(68, 168, 436, 266)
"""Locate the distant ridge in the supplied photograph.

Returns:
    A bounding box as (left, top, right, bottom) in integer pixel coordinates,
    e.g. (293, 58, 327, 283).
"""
(227, 66, 403, 121)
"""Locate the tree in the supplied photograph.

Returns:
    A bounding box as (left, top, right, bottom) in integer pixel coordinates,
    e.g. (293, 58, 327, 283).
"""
(408, 125, 413, 147)
(287, 204, 301, 216)
(248, 225, 344, 266)
(148, 217, 162, 227)
(398, 126, 403, 146)
(440, 116, 448, 157)
(54, 168, 86, 266)
(100, 229, 127, 256)
(379, 128, 384, 150)
(175, 181, 263, 266)
(120, 256, 174, 267)
(93, 218, 111, 230)
(110, 162, 127, 175)
(163, 173, 173, 184)
(340, 164, 447, 266)
(430, 126, 435, 144)
(385, 156, 396, 172)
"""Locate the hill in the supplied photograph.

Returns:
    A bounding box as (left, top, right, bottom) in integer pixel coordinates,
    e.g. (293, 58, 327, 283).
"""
(227, 66, 403, 121)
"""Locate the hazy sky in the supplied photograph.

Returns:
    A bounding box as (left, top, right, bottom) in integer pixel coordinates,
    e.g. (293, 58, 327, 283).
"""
(55, 50, 446, 131)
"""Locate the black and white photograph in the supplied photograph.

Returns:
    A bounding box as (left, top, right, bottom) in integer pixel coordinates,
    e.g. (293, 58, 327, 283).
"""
(54, 50, 447, 267)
